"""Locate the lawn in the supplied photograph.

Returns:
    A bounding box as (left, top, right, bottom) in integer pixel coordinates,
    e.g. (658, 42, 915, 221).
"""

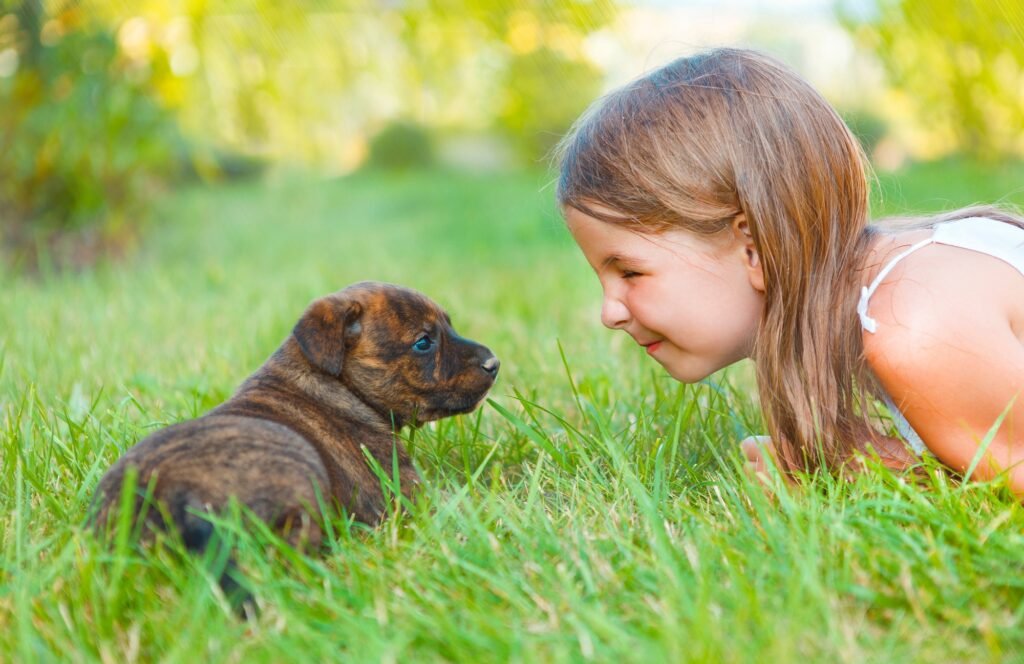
(2, 161, 1024, 662)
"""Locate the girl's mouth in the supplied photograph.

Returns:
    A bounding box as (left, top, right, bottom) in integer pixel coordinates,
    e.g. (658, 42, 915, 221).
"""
(645, 341, 662, 355)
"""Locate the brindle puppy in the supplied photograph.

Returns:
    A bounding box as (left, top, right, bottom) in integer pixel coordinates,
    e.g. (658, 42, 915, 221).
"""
(92, 281, 499, 555)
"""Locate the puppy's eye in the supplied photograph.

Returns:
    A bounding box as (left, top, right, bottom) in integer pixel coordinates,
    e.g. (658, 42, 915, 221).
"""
(412, 335, 434, 353)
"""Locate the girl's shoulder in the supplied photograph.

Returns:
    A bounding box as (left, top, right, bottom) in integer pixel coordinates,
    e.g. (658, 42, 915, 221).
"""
(860, 219, 1024, 351)
(860, 220, 1024, 478)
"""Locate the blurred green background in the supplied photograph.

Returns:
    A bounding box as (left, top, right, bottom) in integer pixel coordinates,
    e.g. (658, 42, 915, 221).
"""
(2, 0, 1023, 270)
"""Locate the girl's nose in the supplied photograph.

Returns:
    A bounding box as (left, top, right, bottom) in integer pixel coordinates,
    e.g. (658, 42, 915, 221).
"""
(601, 294, 630, 330)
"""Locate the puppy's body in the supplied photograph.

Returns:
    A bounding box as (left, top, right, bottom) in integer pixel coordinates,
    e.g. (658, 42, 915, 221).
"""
(93, 282, 498, 548)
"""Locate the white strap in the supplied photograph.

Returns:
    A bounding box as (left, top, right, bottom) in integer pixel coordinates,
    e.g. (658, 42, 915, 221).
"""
(880, 392, 929, 455)
(858, 237, 934, 333)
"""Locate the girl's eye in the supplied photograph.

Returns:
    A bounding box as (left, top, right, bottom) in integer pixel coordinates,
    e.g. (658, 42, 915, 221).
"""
(621, 270, 641, 279)
(412, 336, 433, 353)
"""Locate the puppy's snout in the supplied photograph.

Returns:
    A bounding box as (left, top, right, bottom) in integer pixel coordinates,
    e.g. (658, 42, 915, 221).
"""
(481, 355, 500, 377)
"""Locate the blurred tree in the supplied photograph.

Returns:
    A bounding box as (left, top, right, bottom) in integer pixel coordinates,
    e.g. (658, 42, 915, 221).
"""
(839, 0, 1024, 160)
(1, 0, 616, 268)
(0, 1, 182, 270)
(497, 47, 601, 163)
(100, 0, 615, 170)
(15, 0, 41, 65)
(841, 108, 888, 156)
(364, 121, 436, 171)
(394, 1, 613, 164)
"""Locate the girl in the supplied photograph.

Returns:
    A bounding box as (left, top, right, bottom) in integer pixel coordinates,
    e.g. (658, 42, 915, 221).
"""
(556, 48, 1024, 492)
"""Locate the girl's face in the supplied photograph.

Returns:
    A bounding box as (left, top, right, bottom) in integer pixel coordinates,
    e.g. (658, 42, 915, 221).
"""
(565, 206, 766, 383)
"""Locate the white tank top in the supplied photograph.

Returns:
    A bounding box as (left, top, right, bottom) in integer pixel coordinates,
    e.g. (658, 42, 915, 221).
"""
(858, 217, 1024, 454)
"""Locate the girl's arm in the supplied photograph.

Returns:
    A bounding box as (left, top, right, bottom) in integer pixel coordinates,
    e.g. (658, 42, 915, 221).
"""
(863, 252, 1024, 493)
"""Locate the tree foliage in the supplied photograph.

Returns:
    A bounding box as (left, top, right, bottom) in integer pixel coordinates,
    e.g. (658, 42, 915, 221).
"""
(0, 0, 615, 268)
(109, 0, 615, 169)
(0, 2, 182, 268)
(839, 0, 1024, 160)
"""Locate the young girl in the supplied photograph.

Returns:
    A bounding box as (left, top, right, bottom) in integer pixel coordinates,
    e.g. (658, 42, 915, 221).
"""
(556, 48, 1024, 492)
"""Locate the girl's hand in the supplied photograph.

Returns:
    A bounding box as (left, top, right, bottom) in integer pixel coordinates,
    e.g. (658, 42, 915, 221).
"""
(740, 435, 788, 483)
(741, 436, 770, 477)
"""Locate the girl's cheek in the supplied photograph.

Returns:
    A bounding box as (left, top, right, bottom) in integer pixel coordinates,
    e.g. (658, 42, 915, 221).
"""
(624, 282, 642, 304)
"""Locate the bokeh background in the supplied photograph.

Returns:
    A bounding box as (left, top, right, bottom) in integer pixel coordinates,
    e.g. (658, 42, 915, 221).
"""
(2, 0, 1024, 271)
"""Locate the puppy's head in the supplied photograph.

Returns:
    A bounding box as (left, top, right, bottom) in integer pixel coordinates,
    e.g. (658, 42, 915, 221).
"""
(293, 281, 499, 426)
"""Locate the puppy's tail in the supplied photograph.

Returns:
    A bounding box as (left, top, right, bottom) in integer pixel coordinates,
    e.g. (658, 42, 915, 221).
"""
(172, 496, 256, 618)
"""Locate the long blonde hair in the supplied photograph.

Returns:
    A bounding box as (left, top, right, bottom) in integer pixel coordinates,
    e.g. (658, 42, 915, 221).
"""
(555, 47, 1022, 473)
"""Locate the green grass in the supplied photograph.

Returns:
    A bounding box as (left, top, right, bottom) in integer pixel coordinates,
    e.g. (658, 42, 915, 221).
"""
(3, 162, 1024, 662)
(871, 158, 1024, 216)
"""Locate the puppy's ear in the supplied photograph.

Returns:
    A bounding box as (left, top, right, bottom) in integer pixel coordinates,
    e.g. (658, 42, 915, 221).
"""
(293, 296, 363, 376)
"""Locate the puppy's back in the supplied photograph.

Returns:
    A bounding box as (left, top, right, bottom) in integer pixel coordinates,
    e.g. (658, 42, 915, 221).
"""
(92, 414, 330, 545)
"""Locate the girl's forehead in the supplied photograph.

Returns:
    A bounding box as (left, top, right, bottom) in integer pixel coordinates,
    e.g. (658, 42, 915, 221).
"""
(562, 201, 633, 225)
(568, 206, 729, 246)
(564, 206, 641, 244)
(564, 204, 654, 236)
(567, 207, 734, 265)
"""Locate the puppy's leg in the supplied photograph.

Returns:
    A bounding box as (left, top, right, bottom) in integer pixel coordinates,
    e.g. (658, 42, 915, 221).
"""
(165, 492, 254, 613)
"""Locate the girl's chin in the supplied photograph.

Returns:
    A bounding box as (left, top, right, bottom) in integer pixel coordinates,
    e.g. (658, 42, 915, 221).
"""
(658, 355, 716, 384)
(666, 370, 709, 384)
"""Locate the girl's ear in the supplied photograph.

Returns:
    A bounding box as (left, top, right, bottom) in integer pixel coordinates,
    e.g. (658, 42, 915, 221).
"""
(732, 214, 766, 293)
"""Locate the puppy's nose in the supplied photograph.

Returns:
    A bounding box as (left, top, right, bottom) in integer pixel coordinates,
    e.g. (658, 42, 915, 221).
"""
(482, 355, 500, 376)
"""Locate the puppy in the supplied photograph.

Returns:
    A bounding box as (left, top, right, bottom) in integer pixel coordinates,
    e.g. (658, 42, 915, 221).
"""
(92, 281, 499, 554)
